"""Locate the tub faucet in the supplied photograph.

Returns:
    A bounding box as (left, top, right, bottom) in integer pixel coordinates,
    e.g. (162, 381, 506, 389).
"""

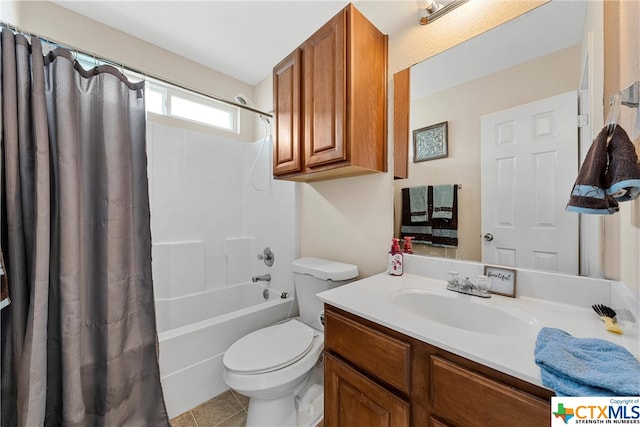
(252, 274, 271, 283)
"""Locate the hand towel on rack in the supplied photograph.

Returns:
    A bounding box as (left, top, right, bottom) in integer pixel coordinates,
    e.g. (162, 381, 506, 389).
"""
(432, 184, 455, 219)
(534, 327, 640, 397)
(401, 185, 458, 247)
(429, 184, 458, 247)
(401, 187, 432, 244)
(566, 126, 619, 215)
(605, 124, 640, 202)
(409, 185, 428, 222)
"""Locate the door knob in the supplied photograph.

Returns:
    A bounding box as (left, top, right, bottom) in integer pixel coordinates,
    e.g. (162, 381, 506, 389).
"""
(483, 233, 494, 242)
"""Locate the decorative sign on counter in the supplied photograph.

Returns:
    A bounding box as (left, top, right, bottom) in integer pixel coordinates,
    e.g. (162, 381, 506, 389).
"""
(484, 265, 517, 297)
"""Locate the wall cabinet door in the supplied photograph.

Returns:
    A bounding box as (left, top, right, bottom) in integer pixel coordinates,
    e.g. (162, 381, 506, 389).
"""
(302, 7, 347, 169)
(273, 49, 302, 175)
(325, 353, 410, 427)
(272, 4, 387, 182)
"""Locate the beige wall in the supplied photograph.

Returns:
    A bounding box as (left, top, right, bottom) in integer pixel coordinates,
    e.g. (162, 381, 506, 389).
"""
(396, 45, 582, 261)
(12, 1, 258, 143)
(603, 0, 640, 291)
(13, 0, 547, 278)
(296, 1, 546, 277)
(9, 1, 636, 288)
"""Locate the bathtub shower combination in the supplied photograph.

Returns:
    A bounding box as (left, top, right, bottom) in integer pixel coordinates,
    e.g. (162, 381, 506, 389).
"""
(156, 282, 294, 418)
(146, 116, 297, 419)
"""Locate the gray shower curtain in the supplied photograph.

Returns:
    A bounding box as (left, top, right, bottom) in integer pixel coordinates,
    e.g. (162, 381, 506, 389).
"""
(0, 29, 169, 426)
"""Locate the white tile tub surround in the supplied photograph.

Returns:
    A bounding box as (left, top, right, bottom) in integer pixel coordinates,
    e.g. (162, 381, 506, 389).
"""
(152, 241, 206, 299)
(146, 119, 299, 419)
(225, 237, 256, 285)
(158, 282, 295, 419)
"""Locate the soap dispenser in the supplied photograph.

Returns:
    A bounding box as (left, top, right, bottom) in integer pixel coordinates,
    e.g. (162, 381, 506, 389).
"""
(387, 238, 403, 276)
(402, 236, 414, 254)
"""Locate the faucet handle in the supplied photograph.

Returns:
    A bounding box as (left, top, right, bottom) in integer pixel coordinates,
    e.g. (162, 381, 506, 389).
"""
(447, 271, 460, 286)
(258, 247, 275, 267)
(473, 275, 491, 292)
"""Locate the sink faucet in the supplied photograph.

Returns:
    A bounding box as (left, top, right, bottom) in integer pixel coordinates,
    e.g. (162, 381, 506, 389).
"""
(446, 274, 491, 298)
(252, 273, 271, 283)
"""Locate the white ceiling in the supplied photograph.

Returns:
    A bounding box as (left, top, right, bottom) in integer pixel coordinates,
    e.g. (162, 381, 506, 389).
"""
(51, 1, 586, 88)
(52, 0, 418, 86)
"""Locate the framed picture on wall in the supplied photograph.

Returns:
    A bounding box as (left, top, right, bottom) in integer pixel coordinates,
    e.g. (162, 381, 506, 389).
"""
(413, 121, 448, 162)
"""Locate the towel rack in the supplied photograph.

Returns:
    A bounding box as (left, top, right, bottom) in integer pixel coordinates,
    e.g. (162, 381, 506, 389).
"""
(619, 81, 639, 108)
(606, 81, 639, 136)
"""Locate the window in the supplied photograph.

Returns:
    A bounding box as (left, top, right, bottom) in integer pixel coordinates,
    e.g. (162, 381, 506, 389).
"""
(73, 51, 239, 134)
(145, 82, 239, 133)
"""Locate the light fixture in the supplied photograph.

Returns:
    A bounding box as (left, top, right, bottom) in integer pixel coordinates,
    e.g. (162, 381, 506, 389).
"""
(418, 0, 468, 25)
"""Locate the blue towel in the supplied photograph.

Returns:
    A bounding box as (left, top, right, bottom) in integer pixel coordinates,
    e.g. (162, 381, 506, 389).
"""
(534, 327, 640, 397)
(409, 186, 427, 222)
(432, 184, 455, 219)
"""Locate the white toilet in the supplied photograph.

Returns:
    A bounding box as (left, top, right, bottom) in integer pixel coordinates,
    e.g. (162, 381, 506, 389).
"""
(223, 257, 358, 427)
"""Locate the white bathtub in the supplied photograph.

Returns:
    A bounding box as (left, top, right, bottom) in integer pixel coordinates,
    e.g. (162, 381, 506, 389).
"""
(156, 282, 295, 418)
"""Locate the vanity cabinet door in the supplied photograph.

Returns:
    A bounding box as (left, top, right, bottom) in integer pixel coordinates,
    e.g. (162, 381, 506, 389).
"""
(324, 306, 411, 395)
(429, 356, 550, 427)
(325, 353, 410, 427)
(429, 417, 451, 427)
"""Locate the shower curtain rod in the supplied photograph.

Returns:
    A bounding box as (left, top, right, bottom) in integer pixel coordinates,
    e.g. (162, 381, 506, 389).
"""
(0, 21, 273, 119)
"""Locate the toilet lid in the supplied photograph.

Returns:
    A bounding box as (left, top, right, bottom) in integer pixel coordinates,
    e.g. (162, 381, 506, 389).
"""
(223, 319, 316, 374)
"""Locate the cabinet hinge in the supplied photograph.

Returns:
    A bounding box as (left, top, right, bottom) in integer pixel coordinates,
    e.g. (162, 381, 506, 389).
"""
(577, 114, 589, 128)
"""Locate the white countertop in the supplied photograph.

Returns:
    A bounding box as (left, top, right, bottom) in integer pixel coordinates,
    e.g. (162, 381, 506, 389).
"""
(317, 272, 630, 389)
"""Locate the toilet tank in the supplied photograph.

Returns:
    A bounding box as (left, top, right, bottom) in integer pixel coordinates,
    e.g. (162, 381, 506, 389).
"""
(292, 257, 359, 330)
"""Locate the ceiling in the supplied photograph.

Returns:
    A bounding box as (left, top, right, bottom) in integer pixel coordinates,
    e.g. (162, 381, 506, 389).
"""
(52, 1, 418, 86)
(51, 1, 586, 89)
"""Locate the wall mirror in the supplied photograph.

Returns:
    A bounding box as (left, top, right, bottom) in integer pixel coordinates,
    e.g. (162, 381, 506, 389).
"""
(394, 0, 603, 277)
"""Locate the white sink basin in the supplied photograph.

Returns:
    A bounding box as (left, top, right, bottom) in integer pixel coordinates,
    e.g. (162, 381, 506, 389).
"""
(390, 289, 537, 337)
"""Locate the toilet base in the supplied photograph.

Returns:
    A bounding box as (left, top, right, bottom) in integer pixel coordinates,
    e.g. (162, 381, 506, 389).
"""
(246, 392, 297, 427)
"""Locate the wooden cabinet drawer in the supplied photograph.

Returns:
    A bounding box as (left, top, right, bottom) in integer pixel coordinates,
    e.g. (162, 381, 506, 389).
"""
(430, 356, 549, 427)
(325, 308, 411, 395)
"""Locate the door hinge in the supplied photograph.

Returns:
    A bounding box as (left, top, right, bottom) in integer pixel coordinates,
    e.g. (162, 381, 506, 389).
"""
(577, 114, 589, 128)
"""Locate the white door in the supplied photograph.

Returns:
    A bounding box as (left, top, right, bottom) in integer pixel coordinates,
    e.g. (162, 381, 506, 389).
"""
(481, 91, 579, 274)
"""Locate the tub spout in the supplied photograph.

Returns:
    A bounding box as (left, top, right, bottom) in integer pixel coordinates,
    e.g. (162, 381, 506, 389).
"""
(252, 274, 271, 283)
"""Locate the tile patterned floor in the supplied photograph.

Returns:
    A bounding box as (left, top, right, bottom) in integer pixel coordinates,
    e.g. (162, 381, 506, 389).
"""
(169, 390, 324, 427)
(170, 390, 248, 427)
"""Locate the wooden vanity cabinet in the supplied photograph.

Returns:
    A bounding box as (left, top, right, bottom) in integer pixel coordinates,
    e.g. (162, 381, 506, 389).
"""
(324, 305, 553, 427)
(272, 4, 388, 182)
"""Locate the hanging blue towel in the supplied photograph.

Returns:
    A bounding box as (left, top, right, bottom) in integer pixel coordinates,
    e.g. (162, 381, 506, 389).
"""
(534, 327, 640, 397)
(409, 186, 428, 222)
(432, 184, 455, 219)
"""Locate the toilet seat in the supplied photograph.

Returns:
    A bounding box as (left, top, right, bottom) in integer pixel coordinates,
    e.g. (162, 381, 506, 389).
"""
(223, 319, 316, 374)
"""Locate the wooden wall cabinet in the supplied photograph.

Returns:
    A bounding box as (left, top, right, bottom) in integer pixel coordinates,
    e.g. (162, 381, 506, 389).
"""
(324, 305, 553, 427)
(273, 4, 388, 182)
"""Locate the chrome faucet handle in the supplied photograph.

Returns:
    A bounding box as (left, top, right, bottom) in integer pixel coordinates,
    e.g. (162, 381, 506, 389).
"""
(258, 247, 275, 267)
